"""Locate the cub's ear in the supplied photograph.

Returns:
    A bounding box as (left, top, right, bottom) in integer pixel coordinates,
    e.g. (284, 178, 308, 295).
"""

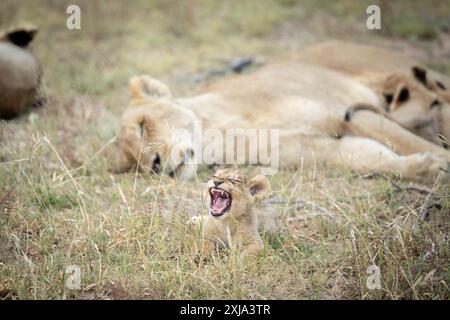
(0, 24, 38, 48)
(128, 75, 172, 101)
(387, 84, 409, 112)
(396, 85, 410, 103)
(412, 66, 427, 86)
(412, 65, 448, 93)
(248, 175, 271, 201)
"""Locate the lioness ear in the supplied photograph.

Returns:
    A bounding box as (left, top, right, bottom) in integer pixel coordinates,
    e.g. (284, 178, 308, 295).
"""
(248, 175, 271, 201)
(412, 66, 427, 86)
(0, 24, 38, 48)
(128, 76, 172, 101)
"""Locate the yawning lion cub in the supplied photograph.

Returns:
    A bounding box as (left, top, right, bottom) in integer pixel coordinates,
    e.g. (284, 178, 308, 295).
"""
(188, 169, 272, 258)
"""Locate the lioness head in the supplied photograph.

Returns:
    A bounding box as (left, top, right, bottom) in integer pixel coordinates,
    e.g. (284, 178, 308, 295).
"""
(120, 76, 199, 179)
(207, 169, 271, 219)
(381, 71, 450, 148)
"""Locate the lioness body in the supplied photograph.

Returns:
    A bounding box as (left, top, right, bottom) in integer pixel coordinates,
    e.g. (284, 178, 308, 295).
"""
(0, 25, 41, 119)
(120, 43, 450, 183)
(294, 40, 450, 85)
(295, 41, 450, 145)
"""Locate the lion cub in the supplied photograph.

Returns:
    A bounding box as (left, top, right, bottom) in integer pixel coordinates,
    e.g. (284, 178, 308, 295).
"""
(188, 169, 272, 257)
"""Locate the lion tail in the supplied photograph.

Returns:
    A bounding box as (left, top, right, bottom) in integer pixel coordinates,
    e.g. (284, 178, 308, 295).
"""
(344, 103, 386, 122)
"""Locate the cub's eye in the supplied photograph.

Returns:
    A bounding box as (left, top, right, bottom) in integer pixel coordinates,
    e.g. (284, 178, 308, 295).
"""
(151, 153, 161, 173)
(227, 178, 242, 184)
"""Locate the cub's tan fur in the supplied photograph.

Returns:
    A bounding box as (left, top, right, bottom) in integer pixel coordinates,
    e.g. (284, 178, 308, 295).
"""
(188, 169, 271, 257)
(119, 43, 450, 184)
(0, 24, 41, 119)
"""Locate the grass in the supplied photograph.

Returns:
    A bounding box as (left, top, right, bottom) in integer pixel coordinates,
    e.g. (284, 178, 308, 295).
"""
(1, 0, 449, 299)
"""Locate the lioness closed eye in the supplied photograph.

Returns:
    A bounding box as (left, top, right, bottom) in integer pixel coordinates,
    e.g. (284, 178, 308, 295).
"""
(188, 169, 271, 258)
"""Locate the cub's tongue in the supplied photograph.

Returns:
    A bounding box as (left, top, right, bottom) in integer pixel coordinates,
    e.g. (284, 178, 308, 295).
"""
(212, 195, 228, 212)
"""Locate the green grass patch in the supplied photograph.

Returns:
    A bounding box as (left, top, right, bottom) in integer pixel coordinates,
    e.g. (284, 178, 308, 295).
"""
(33, 186, 78, 211)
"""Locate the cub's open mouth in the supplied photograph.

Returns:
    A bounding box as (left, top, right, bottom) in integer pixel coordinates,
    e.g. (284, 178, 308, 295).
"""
(209, 187, 232, 217)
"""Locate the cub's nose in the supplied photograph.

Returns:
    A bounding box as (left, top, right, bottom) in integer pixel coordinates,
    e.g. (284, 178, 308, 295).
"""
(213, 180, 223, 187)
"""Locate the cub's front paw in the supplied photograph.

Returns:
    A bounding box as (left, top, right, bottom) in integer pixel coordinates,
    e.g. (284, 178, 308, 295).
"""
(187, 214, 203, 226)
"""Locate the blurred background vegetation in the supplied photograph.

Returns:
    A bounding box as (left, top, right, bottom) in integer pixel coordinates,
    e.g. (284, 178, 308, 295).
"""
(1, 0, 449, 102)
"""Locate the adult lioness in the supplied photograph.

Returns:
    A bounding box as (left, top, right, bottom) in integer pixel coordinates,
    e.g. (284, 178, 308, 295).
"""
(119, 51, 450, 183)
(295, 40, 450, 148)
(0, 24, 41, 119)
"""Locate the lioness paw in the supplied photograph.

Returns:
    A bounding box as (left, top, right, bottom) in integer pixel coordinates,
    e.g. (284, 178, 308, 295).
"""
(407, 152, 450, 184)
